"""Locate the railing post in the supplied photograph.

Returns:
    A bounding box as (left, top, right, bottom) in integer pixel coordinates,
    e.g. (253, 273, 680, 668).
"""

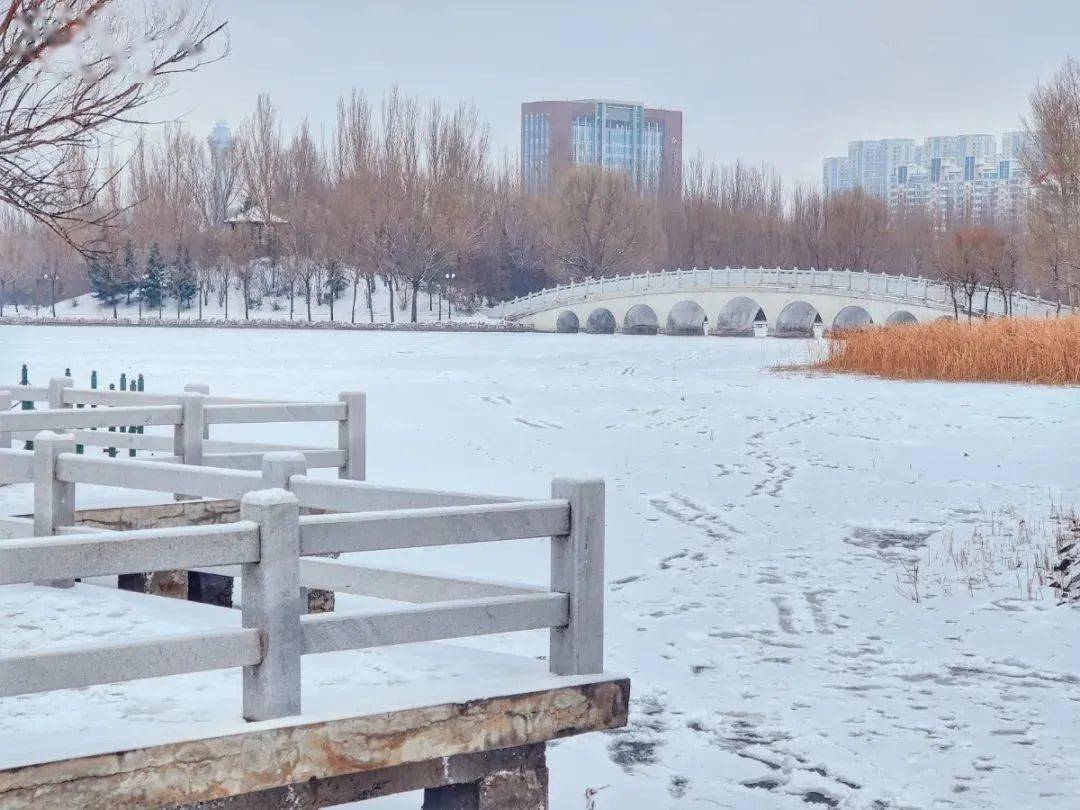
(549, 477, 605, 676)
(33, 431, 77, 588)
(240, 488, 302, 721)
(184, 383, 211, 439)
(47, 376, 72, 411)
(0, 389, 10, 449)
(338, 391, 366, 481)
(174, 393, 204, 467)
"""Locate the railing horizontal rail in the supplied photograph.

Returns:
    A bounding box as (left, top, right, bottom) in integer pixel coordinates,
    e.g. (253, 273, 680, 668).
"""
(188, 560, 547, 604)
(300, 592, 569, 655)
(295, 560, 548, 603)
(62, 389, 187, 407)
(288, 475, 521, 513)
(0, 522, 259, 585)
(0, 405, 181, 431)
(0, 628, 262, 698)
(0, 516, 33, 538)
(202, 449, 345, 471)
(9, 385, 47, 401)
(298, 499, 570, 555)
(8, 430, 176, 452)
(203, 403, 346, 425)
(59, 388, 290, 407)
(55, 453, 260, 499)
(0, 448, 32, 484)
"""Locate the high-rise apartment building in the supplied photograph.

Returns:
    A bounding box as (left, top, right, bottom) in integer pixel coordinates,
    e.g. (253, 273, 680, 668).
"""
(1000, 130, 1030, 160)
(521, 99, 682, 195)
(823, 131, 1032, 227)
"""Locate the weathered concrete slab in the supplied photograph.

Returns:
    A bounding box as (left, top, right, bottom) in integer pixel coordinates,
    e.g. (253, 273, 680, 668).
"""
(0, 677, 628, 809)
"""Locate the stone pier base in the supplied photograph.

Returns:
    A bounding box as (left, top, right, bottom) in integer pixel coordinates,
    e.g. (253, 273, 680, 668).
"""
(422, 745, 548, 810)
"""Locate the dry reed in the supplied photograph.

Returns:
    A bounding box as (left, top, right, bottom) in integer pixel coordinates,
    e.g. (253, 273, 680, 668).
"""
(813, 316, 1080, 385)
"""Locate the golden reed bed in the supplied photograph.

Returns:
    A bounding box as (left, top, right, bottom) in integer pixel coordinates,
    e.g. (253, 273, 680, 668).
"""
(813, 316, 1080, 386)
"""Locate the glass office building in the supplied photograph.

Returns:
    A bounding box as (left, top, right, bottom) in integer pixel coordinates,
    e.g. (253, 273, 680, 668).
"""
(521, 99, 682, 195)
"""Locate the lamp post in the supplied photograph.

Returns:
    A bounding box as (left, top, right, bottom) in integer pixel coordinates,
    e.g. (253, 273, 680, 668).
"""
(445, 272, 456, 321)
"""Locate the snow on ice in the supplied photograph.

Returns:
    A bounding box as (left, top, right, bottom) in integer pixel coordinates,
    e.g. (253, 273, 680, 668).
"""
(0, 325, 1076, 809)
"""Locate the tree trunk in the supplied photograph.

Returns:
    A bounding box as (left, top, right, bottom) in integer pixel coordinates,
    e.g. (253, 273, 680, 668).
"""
(289, 280, 295, 320)
(351, 277, 358, 324)
(243, 279, 250, 320)
(113, 300, 118, 319)
(366, 276, 374, 323)
(387, 277, 395, 323)
(410, 278, 419, 323)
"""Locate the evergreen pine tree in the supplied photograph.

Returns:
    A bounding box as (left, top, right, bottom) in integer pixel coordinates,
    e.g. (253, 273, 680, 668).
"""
(324, 259, 348, 321)
(140, 243, 165, 317)
(120, 240, 138, 305)
(87, 254, 122, 318)
(168, 246, 197, 317)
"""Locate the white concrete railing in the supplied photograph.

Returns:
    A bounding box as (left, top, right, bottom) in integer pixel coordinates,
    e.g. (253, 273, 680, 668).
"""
(490, 267, 1074, 321)
(0, 376, 363, 477)
(0, 436, 605, 721)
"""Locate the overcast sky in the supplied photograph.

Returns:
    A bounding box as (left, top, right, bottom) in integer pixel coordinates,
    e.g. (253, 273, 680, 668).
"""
(153, 0, 1079, 184)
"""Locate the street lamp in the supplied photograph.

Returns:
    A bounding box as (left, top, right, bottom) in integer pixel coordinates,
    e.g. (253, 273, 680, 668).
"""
(445, 272, 457, 321)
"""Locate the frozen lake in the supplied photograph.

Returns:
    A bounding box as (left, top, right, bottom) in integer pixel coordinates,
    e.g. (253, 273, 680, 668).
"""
(1, 324, 1077, 809)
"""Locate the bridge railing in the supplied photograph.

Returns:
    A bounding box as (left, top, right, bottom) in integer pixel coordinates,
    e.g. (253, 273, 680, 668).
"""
(491, 267, 1072, 321)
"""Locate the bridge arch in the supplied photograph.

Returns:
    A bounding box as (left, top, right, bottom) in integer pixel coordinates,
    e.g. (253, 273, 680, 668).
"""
(555, 310, 579, 333)
(714, 296, 765, 336)
(666, 300, 707, 336)
(774, 301, 821, 337)
(885, 310, 917, 326)
(623, 304, 659, 335)
(832, 305, 872, 331)
(585, 307, 617, 334)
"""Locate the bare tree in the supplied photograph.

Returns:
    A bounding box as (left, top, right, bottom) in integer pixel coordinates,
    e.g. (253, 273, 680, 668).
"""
(377, 91, 491, 322)
(1024, 57, 1080, 308)
(544, 165, 657, 280)
(0, 1, 225, 251)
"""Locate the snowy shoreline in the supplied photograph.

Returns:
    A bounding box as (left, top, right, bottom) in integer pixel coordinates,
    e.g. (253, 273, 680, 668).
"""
(0, 315, 532, 333)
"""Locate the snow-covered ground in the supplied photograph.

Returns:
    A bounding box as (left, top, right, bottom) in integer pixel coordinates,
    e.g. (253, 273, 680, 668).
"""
(0, 325, 1077, 809)
(10, 275, 493, 325)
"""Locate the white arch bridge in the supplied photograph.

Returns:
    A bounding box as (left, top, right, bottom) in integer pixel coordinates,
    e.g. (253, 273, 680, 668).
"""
(490, 267, 1072, 336)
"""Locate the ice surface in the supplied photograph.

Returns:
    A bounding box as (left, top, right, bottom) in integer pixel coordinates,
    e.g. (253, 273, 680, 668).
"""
(0, 325, 1077, 809)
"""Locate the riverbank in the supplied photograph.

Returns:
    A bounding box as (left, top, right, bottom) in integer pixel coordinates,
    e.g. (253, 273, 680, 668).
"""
(0, 315, 529, 333)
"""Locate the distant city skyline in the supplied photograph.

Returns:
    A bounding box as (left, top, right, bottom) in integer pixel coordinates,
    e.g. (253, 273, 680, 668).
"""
(823, 131, 1032, 226)
(146, 1, 1078, 186)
